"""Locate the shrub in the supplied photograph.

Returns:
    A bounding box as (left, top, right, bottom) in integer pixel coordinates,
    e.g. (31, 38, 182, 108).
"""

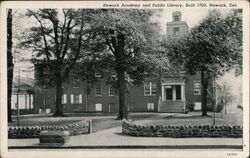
(8, 120, 91, 139)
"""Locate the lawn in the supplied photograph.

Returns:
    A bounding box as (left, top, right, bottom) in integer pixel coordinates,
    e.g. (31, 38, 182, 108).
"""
(133, 111, 243, 126)
(8, 109, 243, 134)
(8, 113, 157, 133)
(135, 113, 242, 125)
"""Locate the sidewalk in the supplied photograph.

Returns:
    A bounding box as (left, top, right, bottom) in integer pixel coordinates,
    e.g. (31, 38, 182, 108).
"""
(8, 125, 243, 149)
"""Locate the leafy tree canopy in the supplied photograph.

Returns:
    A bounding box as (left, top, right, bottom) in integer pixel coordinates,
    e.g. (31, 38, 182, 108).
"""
(76, 9, 169, 86)
(166, 9, 242, 78)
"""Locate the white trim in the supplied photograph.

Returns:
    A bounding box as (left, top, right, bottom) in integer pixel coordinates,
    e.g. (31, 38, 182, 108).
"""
(144, 82, 157, 96)
(193, 81, 201, 95)
(147, 103, 154, 110)
(95, 72, 102, 78)
(70, 94, 74, 104)
(172, 85, 176, 101)
(161, 85, 165, 101)
(95, 84, 102, 96)
(95, 103, 102, 112)
(79, 94, 82, 104)
(181, 85, 185, 101)
(62, 94, 67, 104)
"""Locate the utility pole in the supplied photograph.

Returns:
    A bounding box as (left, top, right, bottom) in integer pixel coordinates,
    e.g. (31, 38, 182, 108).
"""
(16, 67, 20, 126)
(85, 81, 88, 112)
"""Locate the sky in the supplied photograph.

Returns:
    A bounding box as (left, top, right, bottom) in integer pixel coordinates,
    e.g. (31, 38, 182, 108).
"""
(11, 8, 242, 98)
(157, 8, 210, 33)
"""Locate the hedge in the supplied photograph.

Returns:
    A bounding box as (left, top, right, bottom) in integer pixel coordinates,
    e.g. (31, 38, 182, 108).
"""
(8, 120, 92, 139)
(122, 120, 243, 138)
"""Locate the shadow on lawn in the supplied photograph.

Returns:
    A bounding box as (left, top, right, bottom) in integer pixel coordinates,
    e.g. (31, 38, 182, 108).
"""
(163, 115, 213, 119)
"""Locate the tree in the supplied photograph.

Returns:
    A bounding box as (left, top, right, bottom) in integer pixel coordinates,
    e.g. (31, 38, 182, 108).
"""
(165, 9, 242, 116)
(21, 9, 92, 116)
(217, 82, 234, 114)
(7, 9, 13, 122)
(87, 9, 168, 120)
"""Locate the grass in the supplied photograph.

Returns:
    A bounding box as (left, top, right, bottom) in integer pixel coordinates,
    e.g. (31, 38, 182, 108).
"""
(8, 108, 243, 133)
(8, 113, 156, 133)
(134, 111, 243, 126)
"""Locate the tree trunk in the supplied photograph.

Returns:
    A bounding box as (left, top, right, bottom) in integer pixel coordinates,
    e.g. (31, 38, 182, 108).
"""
(116, 69, 128, 120)
(7, 9, 13, 122)
(201, 70, 208, 116)
(53, 79, 64, 117)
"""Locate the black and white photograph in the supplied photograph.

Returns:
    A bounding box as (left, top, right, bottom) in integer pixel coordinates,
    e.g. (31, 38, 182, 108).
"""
(0, 1, 249, 158)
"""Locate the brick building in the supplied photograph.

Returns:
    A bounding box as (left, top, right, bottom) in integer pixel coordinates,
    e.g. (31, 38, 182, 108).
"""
(34, 11, 213, 114)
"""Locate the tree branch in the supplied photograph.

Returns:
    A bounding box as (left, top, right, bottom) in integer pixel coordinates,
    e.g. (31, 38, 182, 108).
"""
(59, 9, 68, 53)
(61, 16, 73, 60)
(27, 9, 51, 62)
(63, 18, 84, 78)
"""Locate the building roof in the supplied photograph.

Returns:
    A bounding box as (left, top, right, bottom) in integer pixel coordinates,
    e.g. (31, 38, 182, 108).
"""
(12, 83, 34, 94)
(161, 78, 185, 85)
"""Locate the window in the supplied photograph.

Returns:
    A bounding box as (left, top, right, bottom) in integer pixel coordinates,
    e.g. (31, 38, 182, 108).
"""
(109, 85, 115, 96)
(108, 103, 115, 112)
(173, 27, 180, 36)
(174, 15, 180, 21)
(147, 103, 154, 110)
(111, 72, 117, 78)
(151, 83, 157, 95)
(72, 78, 80, 88)
(193, 81, 201, 95)
(165, 85, 173, 100)
(75, 95, 80, 104)
(62, 94, 67, 104)
(144, 82, 157, 96)
(95, 72, 102, 78)
(95, 103, 102, 112)
(70, 94, 82, 104)
(176, 85, 181, 100)
(144, 83, 151, 95)
(95, 84, 102, 96)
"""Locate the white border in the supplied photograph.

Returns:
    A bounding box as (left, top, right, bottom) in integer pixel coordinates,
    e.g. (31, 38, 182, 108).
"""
(0, 1, 249, 158)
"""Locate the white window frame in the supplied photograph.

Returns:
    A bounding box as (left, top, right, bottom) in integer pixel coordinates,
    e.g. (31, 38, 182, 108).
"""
(111, 72, 117, 78)
(108, 103, 115, 112)
(147, 103, 154, 110)
(193, 81, 201, 95)
(70, 94, 82, 104)
(174, 15, 180, 22)
(62, 94, 67, 104)
(95, 72, 102, 78)
(95, 103, 102, 112)
(70, 94, 74, 104)
(95, 84, 102, 96)
(144, 82, 157, 96)
(109, 85, 115, 96)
